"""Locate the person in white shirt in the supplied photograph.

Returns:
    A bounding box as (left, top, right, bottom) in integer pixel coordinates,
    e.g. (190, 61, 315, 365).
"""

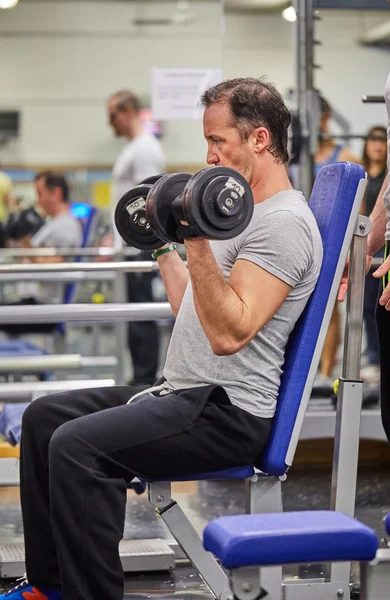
(107, 90, 165, 386)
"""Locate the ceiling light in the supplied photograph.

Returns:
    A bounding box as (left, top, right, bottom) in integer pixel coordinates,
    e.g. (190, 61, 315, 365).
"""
(0, 0, 19, 8)
(282, 6, 297, 22)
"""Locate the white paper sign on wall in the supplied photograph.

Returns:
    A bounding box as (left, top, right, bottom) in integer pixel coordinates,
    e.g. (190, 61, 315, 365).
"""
(152, 68, 223, 121)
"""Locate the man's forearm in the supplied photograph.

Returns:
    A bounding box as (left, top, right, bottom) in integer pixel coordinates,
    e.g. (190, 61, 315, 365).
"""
(185, 238, 245, 355)
(156, 248, 189, 316)
(367, 177, 389, 257)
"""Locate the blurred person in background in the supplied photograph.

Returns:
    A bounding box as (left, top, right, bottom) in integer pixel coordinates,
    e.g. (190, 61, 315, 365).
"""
(105, 89, 165, 387)
(312, 95, 361, 395)
(360, 126, 388, 385)
(0, 172, 82, 334)
(0, 164, 15, 223)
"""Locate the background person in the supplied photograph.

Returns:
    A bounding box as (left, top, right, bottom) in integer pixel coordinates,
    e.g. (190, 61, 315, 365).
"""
(313, 95, 361, 395)
(106, 89, 166, 387)
(361, 126, 387, 385)
(339, 71, 390, 443)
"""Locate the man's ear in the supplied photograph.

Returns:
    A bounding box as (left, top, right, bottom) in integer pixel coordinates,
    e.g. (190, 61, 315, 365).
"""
(253, 127, 270, 154)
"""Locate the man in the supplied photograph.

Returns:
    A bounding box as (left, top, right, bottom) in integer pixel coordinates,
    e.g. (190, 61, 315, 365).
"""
(29, 171, 82, 263)
(3, 78, 322, 600)
(0, 171, 82, 335)
(107, 90, 165, 386)
(339, 70, 390, 443)
(313, 95, 361, 395)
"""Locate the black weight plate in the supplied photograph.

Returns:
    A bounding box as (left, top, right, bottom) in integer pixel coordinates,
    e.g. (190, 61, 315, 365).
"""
(201, 176, 244, 231)
(139, 174, 165, 186)
(182, 167, 253, 240)
(146, 173, 192, 244)
(114, 184, 163, 251)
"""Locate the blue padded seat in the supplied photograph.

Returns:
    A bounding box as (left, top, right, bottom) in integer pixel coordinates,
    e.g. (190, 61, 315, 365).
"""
(146, 466, 255, 483)
(203, 511, 378, 568)
(386, 514, 390, 536)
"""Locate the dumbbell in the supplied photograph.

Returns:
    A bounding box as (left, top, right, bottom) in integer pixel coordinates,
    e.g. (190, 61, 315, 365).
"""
(114, 167, 254, 251)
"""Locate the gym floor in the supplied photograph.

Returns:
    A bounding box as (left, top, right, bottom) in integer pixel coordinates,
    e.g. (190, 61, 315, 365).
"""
(0, 464, 389, 597)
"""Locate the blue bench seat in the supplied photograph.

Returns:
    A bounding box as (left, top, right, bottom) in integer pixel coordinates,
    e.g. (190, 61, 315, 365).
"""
(144, 466, 255, 482)
(203, 511, 378, 568)
(386, 513, 390, 536)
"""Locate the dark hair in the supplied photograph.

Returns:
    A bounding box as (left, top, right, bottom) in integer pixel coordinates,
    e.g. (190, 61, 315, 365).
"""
(200, 77, 292, 164)
(35, 171, 69, 202)
(362, 125, 387, 173)
(109, 90, 141, 114)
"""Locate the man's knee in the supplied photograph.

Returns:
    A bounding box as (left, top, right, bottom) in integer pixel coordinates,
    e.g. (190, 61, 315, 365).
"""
(48, 420, 79, 463)
(22, 391, 74, 441)
(49, 419, 93, 469)
(23, 393, 60, 428)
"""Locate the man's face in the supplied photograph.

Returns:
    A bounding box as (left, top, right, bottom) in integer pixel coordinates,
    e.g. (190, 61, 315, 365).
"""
(203, 102, 255, 182)
(35, 177, 56, 216)
(107, 99, 130, 137)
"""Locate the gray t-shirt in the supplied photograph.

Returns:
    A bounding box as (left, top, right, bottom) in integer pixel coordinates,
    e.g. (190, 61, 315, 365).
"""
(163, 190, 323, 419)
(383, 73, 390, 241)
(25, 211, 83, 302)
(31, 211, 82, 249)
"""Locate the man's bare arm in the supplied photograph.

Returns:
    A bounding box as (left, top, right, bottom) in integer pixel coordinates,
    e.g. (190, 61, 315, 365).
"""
(156, 247, 189, 316)
(185, 238, 291, 356)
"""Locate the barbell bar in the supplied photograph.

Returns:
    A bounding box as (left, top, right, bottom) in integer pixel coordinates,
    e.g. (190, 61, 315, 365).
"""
(0, 272, 117, 282)
(0, 355, 117, 372)
(0, 261, 162, 274)
(0, 379, 115, 401)
(0, 247, 142, 258)
(0, 302, 173, 324)
(362, 95, 385, 104)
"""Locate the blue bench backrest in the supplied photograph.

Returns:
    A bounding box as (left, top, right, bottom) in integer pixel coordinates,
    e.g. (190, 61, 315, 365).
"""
(62, 204, 97, 306)
(56, 205, 97, 334)
(259, 162, 367, 476)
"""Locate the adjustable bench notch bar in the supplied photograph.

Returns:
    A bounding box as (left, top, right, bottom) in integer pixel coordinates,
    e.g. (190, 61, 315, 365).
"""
(330, 223, 368, 587)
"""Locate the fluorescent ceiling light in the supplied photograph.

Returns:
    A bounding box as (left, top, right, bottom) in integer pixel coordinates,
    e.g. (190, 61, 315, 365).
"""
(0, 0, 19, 8)
(282, 5, 297, 22)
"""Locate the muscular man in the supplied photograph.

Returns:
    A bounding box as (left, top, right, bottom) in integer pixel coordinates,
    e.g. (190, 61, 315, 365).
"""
(108, 90, 165, 386)
(3, 78, 322, 600)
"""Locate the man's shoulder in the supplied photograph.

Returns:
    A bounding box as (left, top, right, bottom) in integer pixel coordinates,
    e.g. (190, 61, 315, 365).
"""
(253, 189, 312, 222)
(249, 189, 322, 250)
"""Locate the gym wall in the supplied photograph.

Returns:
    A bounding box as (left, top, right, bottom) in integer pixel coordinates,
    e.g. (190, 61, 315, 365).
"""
(0, 0, 388, 169)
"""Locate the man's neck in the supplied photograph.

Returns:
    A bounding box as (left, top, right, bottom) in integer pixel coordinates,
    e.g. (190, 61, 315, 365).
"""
(251, 162, 293, 204)
(126, 118, 144, 141)
(50, 203, 69, 219)
(368, 161, 385, 178)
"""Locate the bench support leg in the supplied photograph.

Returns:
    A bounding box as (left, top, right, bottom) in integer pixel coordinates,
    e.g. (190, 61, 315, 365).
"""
(245, 476, 282, 600)
(149, 482, 231, 600)
(231, 567, 272, 600)
(360, 548, 390, 600)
